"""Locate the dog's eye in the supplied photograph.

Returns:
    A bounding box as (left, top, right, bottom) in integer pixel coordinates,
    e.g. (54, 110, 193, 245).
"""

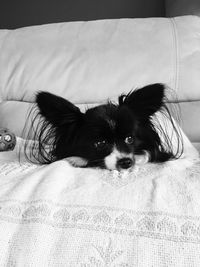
(94, 140, 107, 149)
(125, 135, 134, 145)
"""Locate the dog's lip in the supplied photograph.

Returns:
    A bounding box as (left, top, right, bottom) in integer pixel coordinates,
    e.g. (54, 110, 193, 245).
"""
(106, 162, 134, 172)
(105, 152, 149, 171)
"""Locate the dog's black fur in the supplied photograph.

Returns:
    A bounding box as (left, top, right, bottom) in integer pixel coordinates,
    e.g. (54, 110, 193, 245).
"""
(24, 84, 183, 170)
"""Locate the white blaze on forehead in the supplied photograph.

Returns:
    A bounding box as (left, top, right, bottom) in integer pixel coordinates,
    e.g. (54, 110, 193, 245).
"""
(109, 120, 116, 129)
(104, 147, 132, 170)
(106, 119, 116, 130)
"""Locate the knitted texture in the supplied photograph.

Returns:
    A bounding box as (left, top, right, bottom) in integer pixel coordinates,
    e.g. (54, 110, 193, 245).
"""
(0, 138, 200, 266)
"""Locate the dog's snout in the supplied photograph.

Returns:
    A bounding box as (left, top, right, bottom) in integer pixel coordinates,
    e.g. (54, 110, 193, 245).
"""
(117, 158, 133, 169)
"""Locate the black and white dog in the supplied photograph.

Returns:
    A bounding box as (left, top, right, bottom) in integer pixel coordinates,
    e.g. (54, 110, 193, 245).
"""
(25, 84, 182, 170)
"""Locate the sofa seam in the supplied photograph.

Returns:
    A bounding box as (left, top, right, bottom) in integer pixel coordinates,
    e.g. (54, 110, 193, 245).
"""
(169, 17, 179, 95)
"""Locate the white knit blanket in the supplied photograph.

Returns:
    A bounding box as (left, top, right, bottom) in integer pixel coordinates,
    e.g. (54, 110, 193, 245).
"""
(0, 138, 200, 266)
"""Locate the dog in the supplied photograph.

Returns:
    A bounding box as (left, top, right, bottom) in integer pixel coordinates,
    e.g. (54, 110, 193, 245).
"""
(25, 83, 183, 170)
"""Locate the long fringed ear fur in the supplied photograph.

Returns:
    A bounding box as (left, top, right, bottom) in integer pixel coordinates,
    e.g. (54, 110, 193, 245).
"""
(24, 92, 84, 164)
(36, 92, 83, 127)
(118, 83, 165, 117)
(119, 83, 183, 162)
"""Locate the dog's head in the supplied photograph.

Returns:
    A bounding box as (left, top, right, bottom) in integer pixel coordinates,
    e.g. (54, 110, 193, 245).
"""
(26, 84, 182, 170)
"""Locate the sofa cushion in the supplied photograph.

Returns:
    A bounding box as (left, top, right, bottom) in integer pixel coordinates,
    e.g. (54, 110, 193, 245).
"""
(0, 16, 200, 105)
(0, 16, 200, 142)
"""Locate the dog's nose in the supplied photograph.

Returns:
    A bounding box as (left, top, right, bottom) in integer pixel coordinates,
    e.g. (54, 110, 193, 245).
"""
(117, 158, 133, 169)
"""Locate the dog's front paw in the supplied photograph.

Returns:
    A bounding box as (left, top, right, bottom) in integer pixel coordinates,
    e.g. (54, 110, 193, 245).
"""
(65, 156, 88, 167)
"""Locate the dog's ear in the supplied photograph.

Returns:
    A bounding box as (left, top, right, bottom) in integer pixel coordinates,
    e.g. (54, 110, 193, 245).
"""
(36, 92, 83, 127)
(118, 83, 165, 117)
